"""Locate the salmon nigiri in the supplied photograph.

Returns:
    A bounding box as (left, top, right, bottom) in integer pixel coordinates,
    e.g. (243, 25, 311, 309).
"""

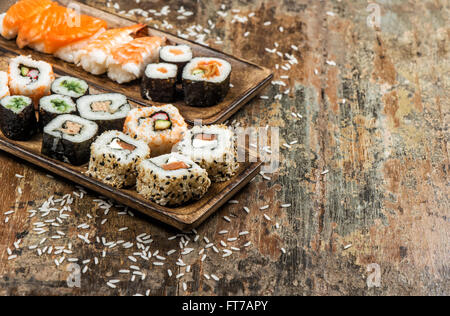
(16, 5, 107, 55)
(107, 36, 166, 84)
(75, 24, 146, 75)
(0, 0, 54, 40)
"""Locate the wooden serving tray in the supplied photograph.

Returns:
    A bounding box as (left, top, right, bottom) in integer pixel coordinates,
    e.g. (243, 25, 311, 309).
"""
(0, 50, 261, 231)
(0, 0, 273, 125)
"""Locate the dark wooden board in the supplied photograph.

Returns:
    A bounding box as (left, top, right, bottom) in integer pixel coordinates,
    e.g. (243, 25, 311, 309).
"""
(0, 0, 273, 125)
(0, 50, 262, 232)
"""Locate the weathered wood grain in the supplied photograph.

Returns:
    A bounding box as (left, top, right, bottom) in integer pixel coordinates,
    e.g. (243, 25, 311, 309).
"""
(0, 0, 448, 296)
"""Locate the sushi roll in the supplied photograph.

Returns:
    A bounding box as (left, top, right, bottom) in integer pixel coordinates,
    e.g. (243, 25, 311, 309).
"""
(88, 131, 150, 188)
(8, 55, 55, 107)
(141, 63, 178, 103)
(159, 45, 193, 82)
(182, 57, 231, 107)
(176, 125, 239, 182)
(123, 104, 187, 157)
(39, 94, 77, 129)
(136, 153, 211, 206)
(0, 95, 37, 141)
(75, 24, 146, 75)
(51, 77, 89, 99)
(42, 114, 98, 166)
(77, 93, 131, 134)
(106, 36, 166, 84)
(0, 71, 10, 99)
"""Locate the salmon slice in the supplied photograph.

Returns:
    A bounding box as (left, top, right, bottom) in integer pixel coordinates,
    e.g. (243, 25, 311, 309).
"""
(1, 0, 54, 40)
(162, 161, 189, 171)
(16, 4, 107, 54)
(75, 24, 146, 75)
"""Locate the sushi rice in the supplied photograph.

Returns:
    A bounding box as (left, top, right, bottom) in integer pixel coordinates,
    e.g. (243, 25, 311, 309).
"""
(176, 124, 240, 182)
(123, 104, 188, 157)
(107, 36, 166, 84)
(0, 71, 10, 99)
(77, 93, 131, 133)
(51, 76, 89, 99)
(159, 45, 193, 81)
(88, 131, 150, 188)
(136, 153, 211, 206)
(8, 55, 55, 107)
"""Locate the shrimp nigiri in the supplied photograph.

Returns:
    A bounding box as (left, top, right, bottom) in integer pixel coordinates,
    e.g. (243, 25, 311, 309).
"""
(0, 0, 54, 40)
(16, 5, 107, 55)
(107, 36, 166, 84)
(74, 24, 146, 75)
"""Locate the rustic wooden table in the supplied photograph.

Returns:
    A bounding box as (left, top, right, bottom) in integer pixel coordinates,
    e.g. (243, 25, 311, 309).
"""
(0, 0, 448, 296)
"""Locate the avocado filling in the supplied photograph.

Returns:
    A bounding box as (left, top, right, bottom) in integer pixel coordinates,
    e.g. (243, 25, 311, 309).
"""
(61, 80, 85, 95)
(51, 99, 71, 113)
(4, 97, 29, 112)
(151, 112, 172, 131)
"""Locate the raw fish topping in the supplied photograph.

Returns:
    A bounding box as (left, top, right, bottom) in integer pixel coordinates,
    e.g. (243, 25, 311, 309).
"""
(109, 138, 136, 152)
(192, 60, 222, 79)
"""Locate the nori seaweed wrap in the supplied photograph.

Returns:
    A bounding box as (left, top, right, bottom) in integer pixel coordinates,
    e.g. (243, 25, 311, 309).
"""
(141, 63, 178, 103)
(0, 95, 37, 141)
(182, 57, 232, 107)
(41, 114, 98, 166)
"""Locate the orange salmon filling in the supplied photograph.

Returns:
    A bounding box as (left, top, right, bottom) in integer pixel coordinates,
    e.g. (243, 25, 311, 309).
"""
(162, 161, 189, 171)
(169, 49, 184, 56)
(119, 141, 135, 151)
(193, 60, 222, 79)
(59, 121, 82, 135)
(195, 134, 217, 141)
(91, 100, 112, 112)
(157, 67, 168, 74)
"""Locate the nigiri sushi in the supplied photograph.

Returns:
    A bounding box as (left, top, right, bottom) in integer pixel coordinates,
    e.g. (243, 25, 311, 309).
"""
(16, 4, 107, 55)
(0, 71, 10, 99)
(0, 0, 54, 40)
(106, 36, 166, 84)
(75, 24, 146, 75)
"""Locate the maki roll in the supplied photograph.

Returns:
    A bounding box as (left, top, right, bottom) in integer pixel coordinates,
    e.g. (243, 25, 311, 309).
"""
(0, 71, 10, 99)
(176, 124, 240, 182)
(136, 153, 211, 206)
(88, 131, 150, 188)
(123, 104, 187, 157)
(8, 55, 55, 107)
(77, 93, 131, 133)
(182, 57, 231, 107)
(141, 63, 178, 103)
(0, 95, 37, 141)
(42, 114, 98, 166)
(51, 76, 89, 99)
(159, 45, 193, 82)
(39, 94, 77, 129)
